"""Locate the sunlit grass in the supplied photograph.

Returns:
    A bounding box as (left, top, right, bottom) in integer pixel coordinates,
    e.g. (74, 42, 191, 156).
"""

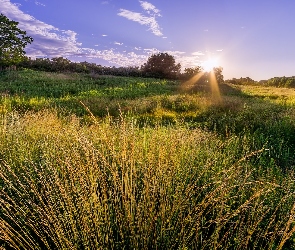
(0, 70, 295, 249)
(238, 84, 295, 105)
(0, 110, 294, 249)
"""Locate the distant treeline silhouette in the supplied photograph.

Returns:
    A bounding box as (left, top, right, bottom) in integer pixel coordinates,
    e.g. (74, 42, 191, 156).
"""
(19, 56, 144, 77)
(17, 54, 225, 83)
(226, 76, 295, 88)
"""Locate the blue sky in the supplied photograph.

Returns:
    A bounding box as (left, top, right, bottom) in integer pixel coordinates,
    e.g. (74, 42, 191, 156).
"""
(1, 0, 295, 80)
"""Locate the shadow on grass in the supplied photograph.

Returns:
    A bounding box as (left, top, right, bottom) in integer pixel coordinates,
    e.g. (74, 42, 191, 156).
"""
(1, 70, 295, 170)
(178, 81, 295, 170)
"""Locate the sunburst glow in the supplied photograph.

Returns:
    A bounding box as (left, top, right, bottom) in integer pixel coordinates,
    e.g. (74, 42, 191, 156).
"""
(202, 58, 219, 72)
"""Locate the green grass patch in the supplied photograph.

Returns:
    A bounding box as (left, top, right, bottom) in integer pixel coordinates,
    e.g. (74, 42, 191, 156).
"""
(0, 70, 295, 249)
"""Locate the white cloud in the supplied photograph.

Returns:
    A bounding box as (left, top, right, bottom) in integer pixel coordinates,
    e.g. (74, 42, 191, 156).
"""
(114, 42, 123, 46)
(0, 0, 211, 70)
(83, 48, 147, 66)
(0, 0, 82, 58)
(35, 1, 45, 6)
(13, 2, 21, 7)
(117, 1, 163, 36)
(0, 0, 149, 66)
(192, 51, 205, 56)
(143, 48, 160, 54)
(165, 51, 185, 56)
(139, 1, 161, 16)
(102, 34, 108, 37)
(118, 9, 162, 36)
(176, 55, 202, 70)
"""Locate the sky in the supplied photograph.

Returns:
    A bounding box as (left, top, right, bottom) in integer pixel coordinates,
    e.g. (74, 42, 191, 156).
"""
(1, 0, 295, 80)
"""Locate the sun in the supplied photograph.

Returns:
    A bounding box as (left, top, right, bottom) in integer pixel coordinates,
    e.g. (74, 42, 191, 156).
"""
(202, 57, 219, 72)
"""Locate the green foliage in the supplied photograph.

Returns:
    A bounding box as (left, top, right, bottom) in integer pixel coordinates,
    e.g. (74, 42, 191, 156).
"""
(226, 77, 257, 85)
(183, 66, 203, 79)
(266, 76, 295, 88)
(0, 13, 33, 69)
(0, 70, 295, 249)
(181, 66, 224, 86)
(141, 52, 181, 79)
(212, 67, 224, 84)
(226, 76, 295, 88)
(18, 53, 225, 82)
(0, 70, 176, 117)
(20, 57, 144, 76)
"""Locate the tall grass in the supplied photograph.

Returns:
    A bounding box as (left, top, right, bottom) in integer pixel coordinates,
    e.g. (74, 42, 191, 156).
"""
(0, 70, 295, 249)
(0, 110, 294, 249)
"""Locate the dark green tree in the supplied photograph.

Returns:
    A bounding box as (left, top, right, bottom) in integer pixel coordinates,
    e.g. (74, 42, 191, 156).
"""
(212, 67, 224, 84)
(183, 66, 203, 79)
(51, 57, 72, 72)
(0, 13, 33, 70)
(141, 52, 181, 79)
(225, 76, 256, 85)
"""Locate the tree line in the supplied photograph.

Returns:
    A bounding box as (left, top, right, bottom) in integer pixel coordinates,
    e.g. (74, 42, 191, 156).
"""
(225, 76, 295, 88)
(3, 13, 295, 87)
(1, 13, 225, 83)
(18, 57, 144, 77)
(17, 55, 223, 82)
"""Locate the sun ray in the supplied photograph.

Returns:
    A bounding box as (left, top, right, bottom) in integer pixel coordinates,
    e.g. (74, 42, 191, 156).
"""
(208, 71, 221, 102)
(179, 71, 205, 92)
(179, 68, 222, 102)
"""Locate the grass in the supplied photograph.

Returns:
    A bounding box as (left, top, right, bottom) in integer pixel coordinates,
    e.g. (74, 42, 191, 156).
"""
(0, 70, 295, 249)
(0, 69, 177, 118)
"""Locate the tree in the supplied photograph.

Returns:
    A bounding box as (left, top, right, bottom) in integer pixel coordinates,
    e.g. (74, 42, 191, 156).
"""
(212, 67, 224, 84)
(0, 13, 33, 70)
(225, 76, 256, 85)
(182, 66, 203, 80)
(51, 57, 72, 72)
(141, 52, 181, 79)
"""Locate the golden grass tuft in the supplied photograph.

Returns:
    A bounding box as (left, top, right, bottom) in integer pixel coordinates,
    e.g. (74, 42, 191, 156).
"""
(0, 110, 294, 249)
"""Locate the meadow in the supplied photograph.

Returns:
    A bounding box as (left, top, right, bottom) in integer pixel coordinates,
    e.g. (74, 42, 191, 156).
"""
(0, 69, 295, 249)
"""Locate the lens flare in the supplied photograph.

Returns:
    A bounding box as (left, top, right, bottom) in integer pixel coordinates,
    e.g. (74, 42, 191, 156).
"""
(179, 71, 205, 91)
(179, 69, 221, 102)
(202, 58, 219, 72)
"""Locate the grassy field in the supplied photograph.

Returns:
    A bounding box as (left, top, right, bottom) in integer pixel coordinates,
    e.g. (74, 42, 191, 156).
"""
(0, 69, 295, 249)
